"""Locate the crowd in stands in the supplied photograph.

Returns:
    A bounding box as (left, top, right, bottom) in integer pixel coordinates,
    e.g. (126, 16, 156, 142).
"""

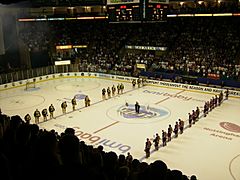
(168, 1, 239, 14)
(0, 112, 197, 180)
(153, 17, 240, 81)
(0, 3, 240, 80)
(16, 16, 240, 82)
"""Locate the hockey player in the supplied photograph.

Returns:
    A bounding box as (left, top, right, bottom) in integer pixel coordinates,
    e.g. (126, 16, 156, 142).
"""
(192, 110, 196, 124)
(71, 96, 77, 111)
(144, 138, 152, 158)
(117, 84, 121, 94)
(188, 112, 192, 127)
(209, 98, 214, 111)
(120, 83, 124, 94)
(142, 77, 147, 86)
(219, 91, 223, 105)
(153, 133, 160, 150)
(206, 101, 210, 113)
(107, 87, 111, 99)
(112, 85, 116, 96)
(49, 104, 55, 119)
(24, 113, 31, 124)
(162, 130, 167, 146)
(203, 102, 207, 117)
(137, 78, 141, 88)
(167, 124, 173, 141)
(102, 88, 106, 100)
(174, 121, 179, 138)
(214, 95, 218, 107)
(85, 95, 91, 107)
(132, 79, 136, 88)
(34, 109, 41, 124)
(72, 96, 77, 111)
(179, 119, 184, 134)
(61, 101, 67, 114)
(225, 89, 229, 100)
(196, 107, 200, 120)
(42, 108, 48, 122)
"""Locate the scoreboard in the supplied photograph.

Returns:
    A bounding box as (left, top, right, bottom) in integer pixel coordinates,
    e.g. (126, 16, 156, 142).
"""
(108, 4, 141, 22)
(107, 0, 168, 22)
(145, 3, 168, 21)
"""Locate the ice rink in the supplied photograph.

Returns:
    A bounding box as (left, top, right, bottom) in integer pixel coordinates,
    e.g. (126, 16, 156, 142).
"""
(1, 76, 240, 180)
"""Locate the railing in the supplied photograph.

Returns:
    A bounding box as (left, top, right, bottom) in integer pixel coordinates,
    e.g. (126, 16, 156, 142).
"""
(0, 64, 131, 85)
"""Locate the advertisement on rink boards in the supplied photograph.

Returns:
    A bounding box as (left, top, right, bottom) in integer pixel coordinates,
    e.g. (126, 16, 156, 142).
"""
(144, 79, 240, 97)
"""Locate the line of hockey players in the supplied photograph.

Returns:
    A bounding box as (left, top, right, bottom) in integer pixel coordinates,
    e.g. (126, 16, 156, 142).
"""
(102, 77, 147, 100)
(102, 83, 124, 100)
(132, 77, 147, 88)
(144, 89, 229, 158)
(24, 95, 91, 124)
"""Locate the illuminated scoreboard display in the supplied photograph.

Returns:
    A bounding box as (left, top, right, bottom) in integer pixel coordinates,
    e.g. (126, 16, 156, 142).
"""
(145, 3, 168, 21)
(107, 0, 168, 22)
(108, 3, 141, 22)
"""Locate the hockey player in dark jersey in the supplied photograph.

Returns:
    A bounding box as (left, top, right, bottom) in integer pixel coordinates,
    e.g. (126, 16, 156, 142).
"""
(174, 121, 179, 138)
(137, 78, 141, 88)
(188, 112, 193, 127)
(120, 83, 124, 94)
(117, 84, 121, 94)
(71, 96, 77, 111)
(102, 88, 106, 100)
(112, 85, 116, 96)
(107, 87, 111, 99)
(153, 133, 160, 150)
(192, 110, 196, 124)
(196, 107, 200, 120)
(145, 138, 152, 158)
(132, 79, 136, 88)
(42, 108, 48, 121)
(162, 130, 167, 146)
(167, 124, 173, 141)
(219, 91, 223, 105)
(179, 119, 184, 134)
(49, 104, 55, 119)
(225, 89, 229, 100)
(61, 101, 67, 114)
(214, 95, 218, 107)
(34, 109, 41, 124)
(85, 95, 91, 107)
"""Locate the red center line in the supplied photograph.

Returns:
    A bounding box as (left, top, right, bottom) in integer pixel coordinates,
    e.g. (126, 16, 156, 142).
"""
(155, 89, 186, 105)
(93, 121, 119, 134)
(155, 97, 170, 105)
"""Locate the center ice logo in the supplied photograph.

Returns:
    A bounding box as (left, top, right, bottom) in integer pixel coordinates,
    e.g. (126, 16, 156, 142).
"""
(119, 105, 157, 119)
(118, 104, 168, 119)
(107, 104, 170, 123)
